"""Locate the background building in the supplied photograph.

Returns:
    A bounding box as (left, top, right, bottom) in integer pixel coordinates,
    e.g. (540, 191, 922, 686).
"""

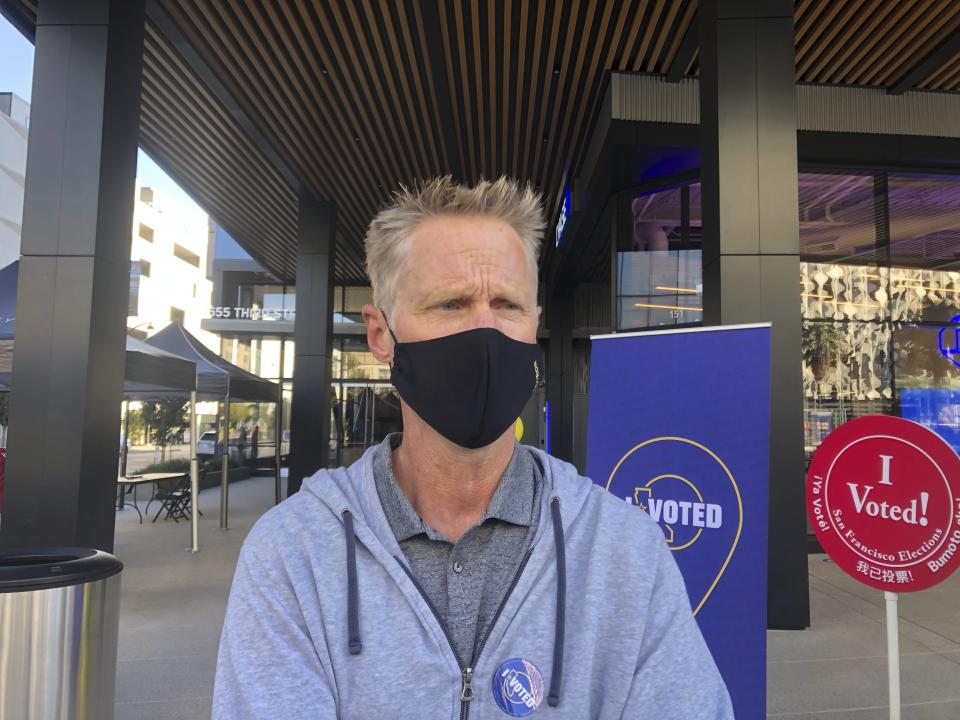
(0, 92, 27, 269)
(128, 182, 216, 351)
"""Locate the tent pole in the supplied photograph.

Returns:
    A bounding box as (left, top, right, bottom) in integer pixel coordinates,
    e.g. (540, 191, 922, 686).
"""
(275, 340, 285, 505)
(117, 399, 129, 511)
(121, 399, 130, 477)
(189, 390, 199, 553)
(220, 393, 230, 529)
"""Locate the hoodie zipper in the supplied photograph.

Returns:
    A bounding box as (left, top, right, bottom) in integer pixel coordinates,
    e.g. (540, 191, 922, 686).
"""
(396, 547, 534, 720)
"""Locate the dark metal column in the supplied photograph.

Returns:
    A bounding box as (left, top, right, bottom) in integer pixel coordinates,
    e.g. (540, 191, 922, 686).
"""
(546, 292, 575, 464)
(0, 0, 145, 552)
(288, 197, 336, 495)
(699, 0, 810, 629)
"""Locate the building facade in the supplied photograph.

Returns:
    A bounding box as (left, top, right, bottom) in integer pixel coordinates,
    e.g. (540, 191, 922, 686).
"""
(0, 92, 28, 270)
(129, 183, 217, 352)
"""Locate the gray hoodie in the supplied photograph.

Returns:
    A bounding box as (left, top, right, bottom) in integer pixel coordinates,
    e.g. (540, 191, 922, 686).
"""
(213, 445, 735, 719)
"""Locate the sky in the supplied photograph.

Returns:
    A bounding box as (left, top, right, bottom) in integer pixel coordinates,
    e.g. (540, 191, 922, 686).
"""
(0, 14, 207, 220)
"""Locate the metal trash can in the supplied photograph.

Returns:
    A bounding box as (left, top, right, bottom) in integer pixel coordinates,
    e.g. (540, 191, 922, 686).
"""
(0, 548, 123, 720)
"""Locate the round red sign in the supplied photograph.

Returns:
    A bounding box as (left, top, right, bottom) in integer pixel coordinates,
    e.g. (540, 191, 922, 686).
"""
(807, 415, 960, 592)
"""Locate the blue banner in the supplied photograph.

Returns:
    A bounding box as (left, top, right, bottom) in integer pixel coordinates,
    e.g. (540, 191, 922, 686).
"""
(586, 324, 770, 720)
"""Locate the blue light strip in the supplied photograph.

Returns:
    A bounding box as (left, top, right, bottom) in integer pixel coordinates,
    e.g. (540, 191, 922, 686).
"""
(544, 400, 552, 454)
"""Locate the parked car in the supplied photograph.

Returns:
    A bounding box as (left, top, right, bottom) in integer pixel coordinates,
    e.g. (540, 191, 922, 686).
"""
(197, 431, 218, 456)
(197, 431, 243, 458)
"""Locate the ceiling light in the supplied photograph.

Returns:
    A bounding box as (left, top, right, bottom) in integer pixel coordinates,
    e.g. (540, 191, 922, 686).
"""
(634, 303, 703, 312)
(655, 285, 699, 294)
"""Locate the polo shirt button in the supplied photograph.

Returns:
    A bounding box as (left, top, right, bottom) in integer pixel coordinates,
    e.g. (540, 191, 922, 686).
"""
(453, 561, 465, 574)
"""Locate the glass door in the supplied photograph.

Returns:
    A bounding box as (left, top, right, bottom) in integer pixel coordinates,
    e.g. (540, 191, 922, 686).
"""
(331, 382, 402, 467)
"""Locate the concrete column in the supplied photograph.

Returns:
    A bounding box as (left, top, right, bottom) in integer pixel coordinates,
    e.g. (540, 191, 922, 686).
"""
(288, 197, 336, 495)
(698, 0, 810, 629)
(0, 0, 145, 552)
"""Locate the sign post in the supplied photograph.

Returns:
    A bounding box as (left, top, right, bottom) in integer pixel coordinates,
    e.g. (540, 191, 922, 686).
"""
(884, 591, 900, 720)
(806, 415, 960, 720)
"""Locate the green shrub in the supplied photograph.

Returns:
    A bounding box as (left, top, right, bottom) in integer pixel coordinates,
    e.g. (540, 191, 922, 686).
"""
(136, 456, 242, 474)
(203, 456, 242, 470)
(137, 459, 190, 474)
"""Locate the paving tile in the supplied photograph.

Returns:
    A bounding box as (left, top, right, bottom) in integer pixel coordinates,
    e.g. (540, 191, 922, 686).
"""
(769, 619, 947, 664)
(898, 618, 960, 653)
(114, 697, 212, 720)
(806, 584, 883, 625)
(906, 617, 960, 646)
(767, 649, 960, 715)
(118, 623, 225, 662)
(769, 700, 960, 719)
(115, 654, 217, 705)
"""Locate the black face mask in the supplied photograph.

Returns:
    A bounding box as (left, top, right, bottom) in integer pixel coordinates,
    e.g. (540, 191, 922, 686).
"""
(384, 318, 544, 449)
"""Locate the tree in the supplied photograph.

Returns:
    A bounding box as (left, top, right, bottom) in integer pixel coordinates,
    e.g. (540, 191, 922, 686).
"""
(141, 397, 189, 461)
(126, 406, 145, 445)
(341, 351, 370, 380)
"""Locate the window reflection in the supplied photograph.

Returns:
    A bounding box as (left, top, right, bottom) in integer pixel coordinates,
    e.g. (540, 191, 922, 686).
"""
(889, 173, 960, 272)
(802, 316, 894, 452)
(616, 182, 702, 330)
(799, 172, 880, 265)
(801, 261, 960, 456)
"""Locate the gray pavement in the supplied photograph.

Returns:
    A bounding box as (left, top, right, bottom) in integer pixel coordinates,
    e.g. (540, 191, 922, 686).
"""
(111, 475, 960, 719)
(768, 557, 960, 719)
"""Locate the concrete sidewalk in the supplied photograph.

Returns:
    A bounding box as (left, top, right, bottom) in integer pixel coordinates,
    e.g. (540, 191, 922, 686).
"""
(111, 475, 960, 719)
(768, 557, 960, 719)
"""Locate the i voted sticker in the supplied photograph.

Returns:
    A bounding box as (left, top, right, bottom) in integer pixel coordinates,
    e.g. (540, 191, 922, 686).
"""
(492, 658, 544, 716)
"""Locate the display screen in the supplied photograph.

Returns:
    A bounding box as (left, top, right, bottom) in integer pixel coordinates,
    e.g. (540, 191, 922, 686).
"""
(900, 388, 960, 454)
(895, 321, 960, 453)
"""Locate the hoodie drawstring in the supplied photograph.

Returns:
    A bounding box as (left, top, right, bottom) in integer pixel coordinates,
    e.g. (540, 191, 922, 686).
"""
(342, 510, 363, 655)
(548, 497, 566, 707)
(340, 499, 566, 708)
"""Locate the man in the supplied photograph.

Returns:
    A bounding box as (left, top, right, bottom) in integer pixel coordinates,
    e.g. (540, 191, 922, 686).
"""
(213, 177, 734, 719)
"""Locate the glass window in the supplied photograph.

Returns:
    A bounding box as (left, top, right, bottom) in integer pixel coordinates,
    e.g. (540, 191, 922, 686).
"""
(128, 263, 141, 316)
(801, 262, 888, 322)
(258, 338, 283, 380)
(331, 337, 390, 381)
(615, 182, 702, 330)
(889, 173, 960, 272)
(799, 172, 881, 265)
(802, 317, 894, 452)
(235, 283, 295, 321)
(283, 339, 295, 378)
(173, 243, 200, 268)
(888, 266, 960, 324)
(796, 172, 960, 469)
(341, 286, 372, 323)
(138, 223, 154, 242)
(895, 321, 960, 455)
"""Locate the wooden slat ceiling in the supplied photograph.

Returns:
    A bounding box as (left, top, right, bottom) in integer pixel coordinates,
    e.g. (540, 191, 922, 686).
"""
(4, 1, 960, 284)
(155, 0, 699, 282)
(794, 0, 960, 89)
(141, 21, 303, 281)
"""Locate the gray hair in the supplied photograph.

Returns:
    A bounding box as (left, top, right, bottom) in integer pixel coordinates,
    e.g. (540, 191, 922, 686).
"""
(364, 176, 545, 316)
